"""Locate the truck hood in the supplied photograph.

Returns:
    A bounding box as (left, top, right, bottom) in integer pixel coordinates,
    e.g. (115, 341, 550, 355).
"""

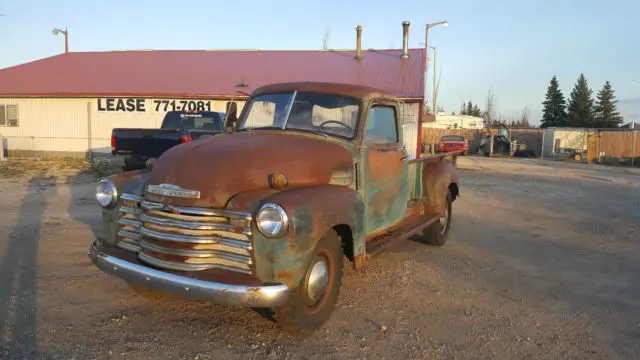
(147, 131, 355, 208)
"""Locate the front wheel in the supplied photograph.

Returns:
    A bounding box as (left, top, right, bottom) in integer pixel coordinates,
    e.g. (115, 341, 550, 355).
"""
(417, 190, 452, 246)
(272, 232, 343, 335)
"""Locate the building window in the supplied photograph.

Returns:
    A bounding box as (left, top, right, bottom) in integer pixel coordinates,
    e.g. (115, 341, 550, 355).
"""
(0, 105, 19, 127)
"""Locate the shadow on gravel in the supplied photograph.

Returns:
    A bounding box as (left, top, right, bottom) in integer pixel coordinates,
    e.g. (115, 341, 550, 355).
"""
(0, 173, 58, 359)
(66, 155, 122, 241)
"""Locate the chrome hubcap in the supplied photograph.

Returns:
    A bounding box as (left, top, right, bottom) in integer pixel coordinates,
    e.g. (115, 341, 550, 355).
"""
(306, 257, 330, 304)
(439, 207, 449, 234)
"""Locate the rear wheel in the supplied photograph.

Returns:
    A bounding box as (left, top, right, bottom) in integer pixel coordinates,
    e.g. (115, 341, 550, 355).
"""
(273, 232, 343, 335)
(417, 190, 452, 246)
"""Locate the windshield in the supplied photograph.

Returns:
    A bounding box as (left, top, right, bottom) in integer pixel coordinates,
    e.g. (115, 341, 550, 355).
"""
(162, 111, 224, 132)
(238, 91, 360, 138)
(441, 135, 465, 142)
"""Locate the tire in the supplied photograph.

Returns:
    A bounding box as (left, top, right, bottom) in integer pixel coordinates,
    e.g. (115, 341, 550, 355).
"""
(417, 190, 452, 246)
(273, 232, 343, 335)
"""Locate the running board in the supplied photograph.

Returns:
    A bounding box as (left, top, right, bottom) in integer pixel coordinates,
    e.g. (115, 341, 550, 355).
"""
(365, 216, 440, 259)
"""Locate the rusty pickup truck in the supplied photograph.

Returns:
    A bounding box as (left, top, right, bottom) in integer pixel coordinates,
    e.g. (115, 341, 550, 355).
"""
(88, 82, 460, 333)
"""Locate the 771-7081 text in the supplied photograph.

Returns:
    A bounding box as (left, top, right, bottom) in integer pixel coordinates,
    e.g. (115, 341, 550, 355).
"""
(153, 100, 212, 112)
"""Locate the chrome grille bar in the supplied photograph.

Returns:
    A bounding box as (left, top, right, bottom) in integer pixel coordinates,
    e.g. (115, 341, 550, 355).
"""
(116, 193, 254, 275)
(141, 200, 252, 220)
(140, 213, 251, 235)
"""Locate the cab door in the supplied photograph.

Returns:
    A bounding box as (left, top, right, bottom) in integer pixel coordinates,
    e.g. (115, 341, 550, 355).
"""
(362, 102, 410, 236)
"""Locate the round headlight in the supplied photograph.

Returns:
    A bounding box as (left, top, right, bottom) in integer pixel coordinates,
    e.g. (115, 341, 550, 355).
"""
(96, 179, 118, 208)
(256, 203, 289, 238)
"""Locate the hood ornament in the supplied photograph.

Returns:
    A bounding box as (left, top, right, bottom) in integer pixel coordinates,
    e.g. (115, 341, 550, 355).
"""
(147, 183, 200, 199)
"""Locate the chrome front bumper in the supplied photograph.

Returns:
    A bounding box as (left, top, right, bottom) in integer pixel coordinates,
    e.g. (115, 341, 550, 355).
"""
(88, 240, 290, 308)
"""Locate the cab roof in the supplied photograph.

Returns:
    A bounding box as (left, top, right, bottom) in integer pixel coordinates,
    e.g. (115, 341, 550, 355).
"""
(250, 82, 398, 101)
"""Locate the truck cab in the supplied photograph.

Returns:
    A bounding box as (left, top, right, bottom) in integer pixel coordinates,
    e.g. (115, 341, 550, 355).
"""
(89, 82, 460, 333)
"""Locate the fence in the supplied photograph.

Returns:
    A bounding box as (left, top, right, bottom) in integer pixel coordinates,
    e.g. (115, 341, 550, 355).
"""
(420, 127, 544, 155)
(592, 130, 640, 167)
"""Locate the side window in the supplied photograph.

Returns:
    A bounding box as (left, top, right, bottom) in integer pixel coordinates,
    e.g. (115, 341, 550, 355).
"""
(0, 105, 18, 127)
(365, 105, 398, 144)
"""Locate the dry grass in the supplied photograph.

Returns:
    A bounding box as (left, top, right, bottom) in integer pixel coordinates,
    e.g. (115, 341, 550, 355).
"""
(0, 158, 121, 180)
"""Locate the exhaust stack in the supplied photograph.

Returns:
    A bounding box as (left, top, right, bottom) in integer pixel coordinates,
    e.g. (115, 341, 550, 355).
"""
(401, 21, 410, 59)
(355, 25, 363, 59)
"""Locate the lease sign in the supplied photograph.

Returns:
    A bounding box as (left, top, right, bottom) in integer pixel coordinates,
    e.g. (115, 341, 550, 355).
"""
(97, 98, 147, 112)
(96, 98, 214, 113)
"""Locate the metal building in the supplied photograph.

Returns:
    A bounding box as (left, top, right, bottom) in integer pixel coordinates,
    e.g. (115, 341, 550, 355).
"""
(541, 127, 597, 159)
(0, 36, 426, 159)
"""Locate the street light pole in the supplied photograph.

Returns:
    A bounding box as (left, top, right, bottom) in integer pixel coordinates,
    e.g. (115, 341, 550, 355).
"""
(52, 27, 69, 54)
(429, 45, 437, 115)
(416, 20, 448, 157)
(423, 21, 448, 114)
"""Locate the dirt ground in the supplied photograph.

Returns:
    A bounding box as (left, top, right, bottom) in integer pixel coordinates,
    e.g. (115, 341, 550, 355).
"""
(0, 157, 639, 360)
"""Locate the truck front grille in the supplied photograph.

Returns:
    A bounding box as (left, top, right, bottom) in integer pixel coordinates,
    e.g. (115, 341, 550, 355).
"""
(116, 193, 253, 275)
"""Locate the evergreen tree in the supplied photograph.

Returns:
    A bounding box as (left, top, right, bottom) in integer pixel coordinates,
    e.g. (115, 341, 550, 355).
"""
(567, 73, 595, 127)
(466, 101, 473, 116)
(594, 81, 624, 128)
(471, 104, 481, 117)
(540, 76, 567, 128)
(460, 102, 466, 115)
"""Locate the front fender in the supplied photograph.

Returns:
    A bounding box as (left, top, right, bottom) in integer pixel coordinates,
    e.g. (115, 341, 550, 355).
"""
(245, 185, 364, 288)
(100, 169, 151, 244)
(422, 160, 459, 217)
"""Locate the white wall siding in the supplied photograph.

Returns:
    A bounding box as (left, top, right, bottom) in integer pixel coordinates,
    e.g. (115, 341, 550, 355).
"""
(0, 98, 88, 154)
(400, 102, 420, 159)
(0, 97, 245, 156)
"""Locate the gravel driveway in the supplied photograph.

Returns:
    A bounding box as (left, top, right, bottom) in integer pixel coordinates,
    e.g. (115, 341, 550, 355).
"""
(1, 157, 639, 359)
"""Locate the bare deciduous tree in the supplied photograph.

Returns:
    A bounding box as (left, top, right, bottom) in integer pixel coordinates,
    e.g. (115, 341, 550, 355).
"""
(520, 105, 530, 123)
(322, 27, 331, 50)
(519, 106, 531, 128)
(485, 87, 497, 122)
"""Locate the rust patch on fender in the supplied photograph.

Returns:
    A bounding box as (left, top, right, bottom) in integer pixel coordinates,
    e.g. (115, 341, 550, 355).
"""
(277, 270, 298, 284)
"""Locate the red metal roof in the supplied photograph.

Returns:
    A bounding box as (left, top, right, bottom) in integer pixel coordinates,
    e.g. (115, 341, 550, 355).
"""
(0, 49, 425, 99)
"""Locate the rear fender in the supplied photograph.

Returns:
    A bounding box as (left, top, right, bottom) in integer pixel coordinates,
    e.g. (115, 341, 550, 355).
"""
(422, 160, 459, 217)
(249, 185, 364, 288)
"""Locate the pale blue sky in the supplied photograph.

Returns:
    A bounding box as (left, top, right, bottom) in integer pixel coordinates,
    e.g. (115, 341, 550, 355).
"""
(1, 0, 638, 124)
